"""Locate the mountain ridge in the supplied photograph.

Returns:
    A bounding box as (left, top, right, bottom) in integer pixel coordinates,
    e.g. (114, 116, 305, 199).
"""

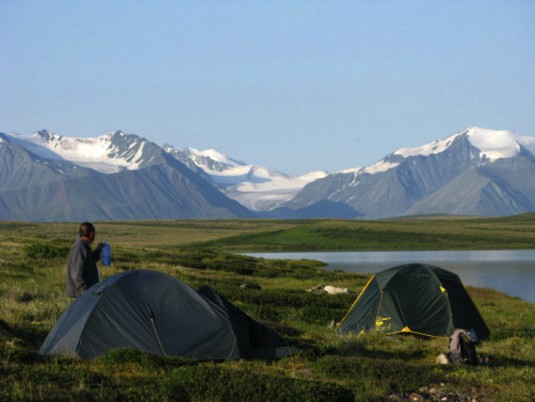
(0, 132, 253, 221)
(2, 126, 534, 221)
(281, 127, 535, 218)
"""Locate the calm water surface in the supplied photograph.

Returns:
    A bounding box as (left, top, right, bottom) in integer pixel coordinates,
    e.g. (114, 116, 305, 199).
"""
(243, 250, 535, 303)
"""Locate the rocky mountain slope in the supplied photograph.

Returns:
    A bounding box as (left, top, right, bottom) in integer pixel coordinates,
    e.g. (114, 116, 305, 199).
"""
(2, 126, 534, 221)
(278, 127, 535, 218)
(0, 131, 253, 221)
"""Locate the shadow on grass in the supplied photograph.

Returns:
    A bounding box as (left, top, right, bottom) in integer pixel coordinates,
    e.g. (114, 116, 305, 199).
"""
(296, 338, 428, 361)
(10, 325, 50, 351)
(486, 355, 535, 368)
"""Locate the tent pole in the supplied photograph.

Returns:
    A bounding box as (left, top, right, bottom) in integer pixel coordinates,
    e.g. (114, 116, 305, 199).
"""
(150, 317, 167, 356)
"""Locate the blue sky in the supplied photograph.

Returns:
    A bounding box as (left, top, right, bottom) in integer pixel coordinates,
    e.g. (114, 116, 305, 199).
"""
(2, 1, 534, 175)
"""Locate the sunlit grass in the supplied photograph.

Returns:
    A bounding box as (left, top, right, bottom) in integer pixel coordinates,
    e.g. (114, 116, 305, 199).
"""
(1, 218, 534, 401)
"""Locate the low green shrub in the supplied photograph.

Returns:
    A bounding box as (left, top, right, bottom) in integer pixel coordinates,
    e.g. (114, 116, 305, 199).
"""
(164, 365, 355, 402)
(315, 355, 448, 395)
(25, 243, 70, 259)
(101, 348, 197, 369)
(218, 288, 353, 324)
(152, 248, 330, 279)
(245, 303, 284, 322)
(224, 288, 352, 309)
(101, 348, 165, 369)
(100, 379, 177, 402)
(1, 362, 170, 402)
(16, 292, 36, 303)
(3, 348, 50, 364)
(300, 305, 343, 324)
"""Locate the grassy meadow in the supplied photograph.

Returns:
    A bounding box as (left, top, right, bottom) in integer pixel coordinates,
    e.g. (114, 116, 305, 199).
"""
(1, 216, 535, 401)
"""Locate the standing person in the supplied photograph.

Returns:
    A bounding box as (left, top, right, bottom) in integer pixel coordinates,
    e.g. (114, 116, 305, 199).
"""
(65, 222, 105, 298)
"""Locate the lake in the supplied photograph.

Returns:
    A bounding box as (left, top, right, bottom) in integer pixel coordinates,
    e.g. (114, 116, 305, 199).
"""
(243, 250, 535, 303)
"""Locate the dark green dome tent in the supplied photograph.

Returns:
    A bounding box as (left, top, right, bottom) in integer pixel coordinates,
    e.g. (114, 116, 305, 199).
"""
(197, 286, 297, 360)
(336, 263, 490, 340)
(40, 270, 298, 360)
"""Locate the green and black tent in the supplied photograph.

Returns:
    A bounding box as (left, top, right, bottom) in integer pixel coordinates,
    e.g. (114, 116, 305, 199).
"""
(336, 263, 490, 340)
(40, 270, 298, 360)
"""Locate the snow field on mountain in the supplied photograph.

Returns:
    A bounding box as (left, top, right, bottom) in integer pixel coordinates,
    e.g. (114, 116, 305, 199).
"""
(11, 131, 148, 173)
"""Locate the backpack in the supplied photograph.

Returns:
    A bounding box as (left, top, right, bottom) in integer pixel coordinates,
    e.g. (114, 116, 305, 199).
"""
(449, 328, 479, 365)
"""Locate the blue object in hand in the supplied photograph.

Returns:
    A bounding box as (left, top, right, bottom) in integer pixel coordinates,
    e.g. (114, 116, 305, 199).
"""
(101, 242, 112, 266)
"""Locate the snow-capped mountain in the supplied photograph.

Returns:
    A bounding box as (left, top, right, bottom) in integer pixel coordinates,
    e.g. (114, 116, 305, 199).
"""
(2, 126, 534, 221)
(0, 130, 253, 221)
(340, 127, 535, 175)
(396, 127, 535, 161)
(6, 129, 325, 212)
(281, 127, 535, 218)
(0, 131, 98, 193)
(164, 145, 328, 211)
(8, 129, 165, 173)
(164, 145, 245, 175)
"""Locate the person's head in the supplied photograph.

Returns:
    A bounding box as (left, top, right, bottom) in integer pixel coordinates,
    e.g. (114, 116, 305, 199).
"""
(79, 222, 96, 243)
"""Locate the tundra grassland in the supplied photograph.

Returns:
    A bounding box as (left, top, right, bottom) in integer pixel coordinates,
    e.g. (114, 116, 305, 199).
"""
(1, 215, 535, 401)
